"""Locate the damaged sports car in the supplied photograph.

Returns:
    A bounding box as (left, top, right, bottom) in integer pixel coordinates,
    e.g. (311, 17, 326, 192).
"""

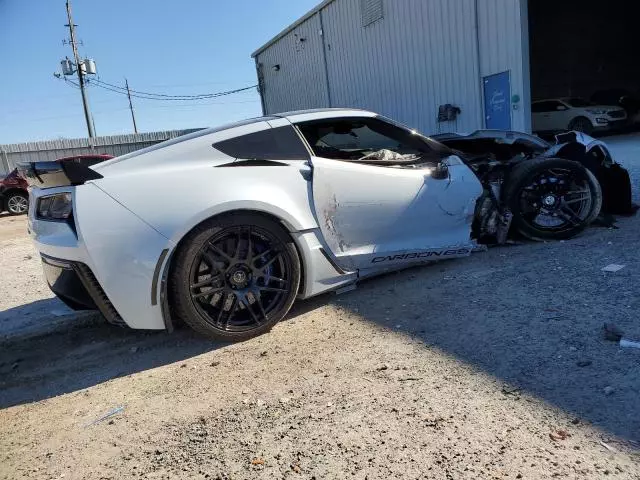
(19, 109, 631, 341)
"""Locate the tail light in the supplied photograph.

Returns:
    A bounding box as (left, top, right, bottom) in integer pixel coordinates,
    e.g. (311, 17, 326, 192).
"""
(36, 193, 73, 220)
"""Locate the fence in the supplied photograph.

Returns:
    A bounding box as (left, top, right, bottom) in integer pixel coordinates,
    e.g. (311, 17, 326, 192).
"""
(0, 129, 205, 174)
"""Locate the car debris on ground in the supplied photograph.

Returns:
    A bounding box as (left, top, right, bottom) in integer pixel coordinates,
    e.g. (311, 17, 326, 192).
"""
(601, 263, 626, 272)
(84, 406, 125, 427)
(602, 323, 640, 350)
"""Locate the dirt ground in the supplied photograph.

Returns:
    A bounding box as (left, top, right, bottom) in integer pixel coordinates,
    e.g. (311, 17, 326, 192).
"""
(2, 136, 640, 479)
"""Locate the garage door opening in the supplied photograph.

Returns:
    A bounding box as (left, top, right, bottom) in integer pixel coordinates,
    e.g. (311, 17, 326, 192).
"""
(528, 0, 640, 136)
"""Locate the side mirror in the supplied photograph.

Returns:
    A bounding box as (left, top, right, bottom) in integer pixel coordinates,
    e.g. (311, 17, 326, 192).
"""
(431, 162, 449, 180)
(556, 105, 567, 111)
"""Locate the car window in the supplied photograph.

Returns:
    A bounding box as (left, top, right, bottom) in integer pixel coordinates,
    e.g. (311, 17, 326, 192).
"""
(213, 125, 310, 161)
(566, 98, 593, 108)
(531, 102, 546, 113)
(533, 101, 563, 112)
(296, 117, 437, 162)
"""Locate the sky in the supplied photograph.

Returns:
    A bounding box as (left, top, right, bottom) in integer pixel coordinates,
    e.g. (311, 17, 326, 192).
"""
(0, 0, 320, 144)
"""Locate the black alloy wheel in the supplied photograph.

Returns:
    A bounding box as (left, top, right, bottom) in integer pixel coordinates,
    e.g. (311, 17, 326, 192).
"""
(170, 214, 300, 341)
(505, 158, 602, 241)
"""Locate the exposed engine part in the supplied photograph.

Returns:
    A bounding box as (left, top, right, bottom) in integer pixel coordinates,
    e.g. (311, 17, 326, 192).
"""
(472, 190, 499, 243)
(495, 210, 513, 244)
(488, 180, 502, 203)
(472, 188, 514, 245)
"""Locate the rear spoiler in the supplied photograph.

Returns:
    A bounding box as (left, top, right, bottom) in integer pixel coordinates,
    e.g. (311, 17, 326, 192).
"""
(17, 160, 103, 188)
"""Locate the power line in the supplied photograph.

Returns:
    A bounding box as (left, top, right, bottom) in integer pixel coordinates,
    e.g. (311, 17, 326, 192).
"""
(144, 80, 256, 88)
(59, 78, 258, 108)
(89, 78, 258, 101)
(59, 76, 257, 102)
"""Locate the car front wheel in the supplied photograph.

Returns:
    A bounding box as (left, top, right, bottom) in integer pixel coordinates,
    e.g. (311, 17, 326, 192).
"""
(169, 213, 301, 341)
(504, 158, 602, 241)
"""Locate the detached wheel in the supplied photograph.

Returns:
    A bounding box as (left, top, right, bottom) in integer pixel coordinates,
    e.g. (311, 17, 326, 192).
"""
(170, 214, 300, 341)
(6, 192, 28, 215)
(505, 158, 602, 241)
(568, 117, 594, 135)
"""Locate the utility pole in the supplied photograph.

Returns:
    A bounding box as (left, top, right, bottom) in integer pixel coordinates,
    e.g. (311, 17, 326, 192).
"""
(125, 78, 138, 134)
(65, 0, 95, 138)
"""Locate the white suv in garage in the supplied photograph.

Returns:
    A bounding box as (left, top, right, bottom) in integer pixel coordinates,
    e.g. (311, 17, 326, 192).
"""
(532, 98, 627, 134)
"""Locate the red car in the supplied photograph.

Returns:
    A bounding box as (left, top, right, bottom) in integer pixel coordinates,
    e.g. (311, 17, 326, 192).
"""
(1, 154, 113, 215)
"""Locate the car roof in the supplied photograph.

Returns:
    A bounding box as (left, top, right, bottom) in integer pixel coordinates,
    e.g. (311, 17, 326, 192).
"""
(92, 109, 379, 170)
(275, 108, 376, 122)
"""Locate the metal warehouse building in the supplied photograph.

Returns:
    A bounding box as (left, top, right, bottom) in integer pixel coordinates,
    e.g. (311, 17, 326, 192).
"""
(252, 0, 638, 135)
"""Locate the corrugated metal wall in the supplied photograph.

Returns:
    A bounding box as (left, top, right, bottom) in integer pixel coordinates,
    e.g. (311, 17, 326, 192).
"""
(321, 0, 483, 135)
(256, 13, 329, 114)
(254, 0, 531, 135)
(0, 129, 203, 174)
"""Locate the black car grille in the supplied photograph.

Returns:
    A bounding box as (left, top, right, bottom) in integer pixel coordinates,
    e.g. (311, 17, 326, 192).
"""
(608, 110, 625, 119)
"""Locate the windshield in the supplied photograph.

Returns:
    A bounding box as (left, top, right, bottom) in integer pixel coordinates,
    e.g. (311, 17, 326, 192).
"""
(376, 114, 453, 156)
(566, 98, 594, 108)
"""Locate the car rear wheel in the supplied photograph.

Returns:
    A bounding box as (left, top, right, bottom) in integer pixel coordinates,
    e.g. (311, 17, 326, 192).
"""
(505, 158, 602, 241)
(169, 214, 301, 341)
(6, 192, 28, 215)
(568, 116, 593, 135)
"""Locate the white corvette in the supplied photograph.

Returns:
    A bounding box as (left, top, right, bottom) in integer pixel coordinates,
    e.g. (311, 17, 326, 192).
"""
(20, 109, 605, 340)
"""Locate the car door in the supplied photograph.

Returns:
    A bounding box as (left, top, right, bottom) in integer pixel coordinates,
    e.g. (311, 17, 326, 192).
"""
(550, 100, 574, 130)
(532, 101, 559, 132)
(294, 116, 482, 271)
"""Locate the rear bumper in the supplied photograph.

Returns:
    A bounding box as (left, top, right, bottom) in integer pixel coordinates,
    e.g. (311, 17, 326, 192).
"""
(29, 183, 171, 330)
(41, 255, 96, 310)
(41, 254, 126, 325)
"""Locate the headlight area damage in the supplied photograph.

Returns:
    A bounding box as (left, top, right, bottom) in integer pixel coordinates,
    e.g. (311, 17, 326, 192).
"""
(434, 130, 637, 243)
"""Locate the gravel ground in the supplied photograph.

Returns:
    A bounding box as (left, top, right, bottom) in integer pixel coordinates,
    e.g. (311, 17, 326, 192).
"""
(1, 134, 640, 479)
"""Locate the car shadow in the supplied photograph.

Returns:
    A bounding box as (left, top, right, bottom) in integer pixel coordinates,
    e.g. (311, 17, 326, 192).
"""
(0, 302, 225, 409)
(320, 226, 640, 443)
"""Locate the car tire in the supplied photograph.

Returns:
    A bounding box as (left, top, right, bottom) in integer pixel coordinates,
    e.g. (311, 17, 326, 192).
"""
(6, 192, 29, 215)
(169, 213, 301, 342)
(568, 116, 594, 135)
(504, 158, 602, 241)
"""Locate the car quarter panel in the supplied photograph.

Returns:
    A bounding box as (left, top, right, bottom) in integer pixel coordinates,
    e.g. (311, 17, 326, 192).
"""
(92, 119, 319, 243)
(92, 161, 318, 246)
(29, 184, 170, 330)
(86, 119, 359, 306)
